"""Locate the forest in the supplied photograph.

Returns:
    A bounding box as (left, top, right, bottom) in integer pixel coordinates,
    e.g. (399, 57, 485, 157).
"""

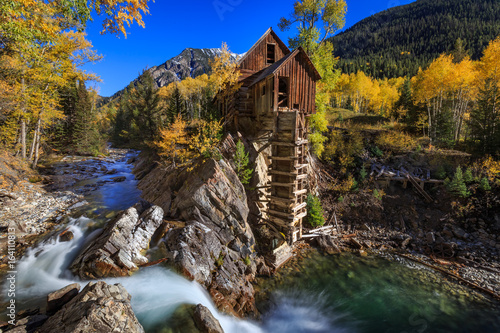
(1, 0, 500, 183)
(331, 0, 500, 79)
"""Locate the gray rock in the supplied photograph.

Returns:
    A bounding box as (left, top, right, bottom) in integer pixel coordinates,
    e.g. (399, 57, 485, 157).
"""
(452, 226, 467, 240)
(145, 158, 257, 316)
(193, 304, 224, 333)
(46, 283, 80, 315)
(70, 201, 163, 279)
(112, 176, 126, 182)
(38, 281, 144, 333)
(426, 232, 435, 243)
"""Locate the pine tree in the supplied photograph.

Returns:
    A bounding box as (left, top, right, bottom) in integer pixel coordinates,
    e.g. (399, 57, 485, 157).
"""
(120, 70, 162, 146)
(166, 85, 187, 125)
(469, 78, 500, 154)
(73, 80, 101, 155)
(480, 177, 491, 191)
(447, 166, 469, 198)
(233, 140, 252, 185)
(306, 194, 325, 228)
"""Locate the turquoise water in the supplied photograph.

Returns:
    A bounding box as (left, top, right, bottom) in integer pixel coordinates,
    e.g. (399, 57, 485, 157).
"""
(257, 251, 500, 333)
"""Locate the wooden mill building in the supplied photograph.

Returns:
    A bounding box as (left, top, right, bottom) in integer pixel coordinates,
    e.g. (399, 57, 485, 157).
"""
(219, 28, 321, 245)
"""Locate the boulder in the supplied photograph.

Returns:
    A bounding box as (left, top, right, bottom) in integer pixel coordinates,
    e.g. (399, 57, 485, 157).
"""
(38, 282, 144, 333)
(112, 176, 126, 182)
(193, 304, 224, 333)
(70, 201, 163, 279)
(46, 283, 80, 315)
(148, 158, 257, 316)
(58, 229, 74, 242)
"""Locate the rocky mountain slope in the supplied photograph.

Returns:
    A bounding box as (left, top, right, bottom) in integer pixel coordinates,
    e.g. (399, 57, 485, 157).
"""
(330, 0, 500, 78)
(111, 48, 241, 99)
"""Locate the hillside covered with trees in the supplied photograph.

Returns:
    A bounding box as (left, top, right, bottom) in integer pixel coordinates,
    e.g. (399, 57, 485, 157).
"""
(331, 0, 500, 78)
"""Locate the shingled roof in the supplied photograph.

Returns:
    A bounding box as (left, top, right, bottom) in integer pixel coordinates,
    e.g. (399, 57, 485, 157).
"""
(248, 47, 321, 87)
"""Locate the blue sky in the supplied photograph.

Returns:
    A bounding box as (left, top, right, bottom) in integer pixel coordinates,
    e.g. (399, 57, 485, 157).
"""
(84, 0, 415, 97)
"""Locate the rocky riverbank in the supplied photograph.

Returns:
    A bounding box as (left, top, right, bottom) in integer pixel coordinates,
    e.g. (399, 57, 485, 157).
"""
(314, 184, 500, 299)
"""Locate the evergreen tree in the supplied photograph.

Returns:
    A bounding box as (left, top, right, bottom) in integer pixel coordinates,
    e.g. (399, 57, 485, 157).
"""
(480, 177, 491, 191)
(451, 38, 470, 63)
(306, 194, 325, 228)
(469, 78, 500, 154)
(73, 80, 101, 155)
(447, 166, 469, 198)
(233, 140, 252, 185)
(166, 85, 187, 125)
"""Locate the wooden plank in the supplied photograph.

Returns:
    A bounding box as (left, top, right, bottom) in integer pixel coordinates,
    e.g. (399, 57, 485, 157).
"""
(269, 156, 299, 161)
(296, 174, 308, 180)
(295, 163, 308, 170)
(268, 209, 295, 220)
(269, 195, 296, 203)
(293, 189, 307, 196)
(270, 182, 295, 188)
(291, 202, 307, 212)
(269, 170, 298, 176)
(271, 139, 308, 146)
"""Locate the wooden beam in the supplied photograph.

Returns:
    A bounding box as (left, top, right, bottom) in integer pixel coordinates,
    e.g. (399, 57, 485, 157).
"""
(268, 209, 295, 219)
(269, 170, 298, 176)
(269, 195, 296, 203)
(293, 189, 307, 196)
(268, 156, 299, 161)
(270, 182, 296, 187)
(291, 202, 307, 212)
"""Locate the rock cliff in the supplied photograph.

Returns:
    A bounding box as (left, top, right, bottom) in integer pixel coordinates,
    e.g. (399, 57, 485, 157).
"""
(70, 201, 164, 279)
(137, 157, 259, 316)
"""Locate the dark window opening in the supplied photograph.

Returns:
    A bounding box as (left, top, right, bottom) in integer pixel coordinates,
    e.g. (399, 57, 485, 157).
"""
(262, 85, 266, 96)
(278, 77, 289, 108)
(267, 44, 276, 64)
(294, 103, 300, 110)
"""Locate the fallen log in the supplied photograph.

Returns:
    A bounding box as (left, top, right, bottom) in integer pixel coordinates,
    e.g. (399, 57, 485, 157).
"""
(139, 258, 168, 268)
(398, 253, 500, 301)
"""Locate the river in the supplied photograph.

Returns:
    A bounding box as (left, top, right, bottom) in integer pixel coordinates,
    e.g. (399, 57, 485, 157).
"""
(5, 151, 500, 332)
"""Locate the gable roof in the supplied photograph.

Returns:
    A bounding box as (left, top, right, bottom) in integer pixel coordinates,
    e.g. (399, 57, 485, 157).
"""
(249, 47, 321, 87)
(237, 27, 290, 66)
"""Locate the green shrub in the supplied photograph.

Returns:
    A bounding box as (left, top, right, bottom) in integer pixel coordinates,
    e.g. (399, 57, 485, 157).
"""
(242, 256, 251, 266)
(463, 168, 474, 183)
(306, 194, 325, 228)
(233, 140, 252, 185)
(447, 166, 469, 198)
(359, 165, 368, 181)
(371, 146, 384, 157)
(436, 165, 447, 180)
(480, 177, 491, 191)
(373, 189, 385, 201)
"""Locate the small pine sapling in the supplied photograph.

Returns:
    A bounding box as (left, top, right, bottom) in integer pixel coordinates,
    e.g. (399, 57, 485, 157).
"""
(234, 140, 252, 185)
(359, 165, 368, 181)
(463, 168, 474, 183)
(447, 166, 469, 198)
(306, 194, 325, 228)
(480, 177, 491, 191)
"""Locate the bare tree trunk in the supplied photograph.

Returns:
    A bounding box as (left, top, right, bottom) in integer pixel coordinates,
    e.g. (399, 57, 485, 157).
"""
(32, 118, 41, 168)
(21, 119, 26, 159)
(28, 124, 37, 161)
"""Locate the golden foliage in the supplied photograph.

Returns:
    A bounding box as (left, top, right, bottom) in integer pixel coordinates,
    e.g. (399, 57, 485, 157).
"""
(190, 119, 223, 158)
(482, 156, 500, 181)
(324, 129, 363, 173)
(333, 71, 403, 115)
(154, 115, 191, 166)
(375, 131, 417, 153)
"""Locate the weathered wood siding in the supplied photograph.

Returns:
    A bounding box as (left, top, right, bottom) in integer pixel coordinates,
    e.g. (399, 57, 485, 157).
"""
(273, 53, 317, 114)
(239, 33, 289, 72)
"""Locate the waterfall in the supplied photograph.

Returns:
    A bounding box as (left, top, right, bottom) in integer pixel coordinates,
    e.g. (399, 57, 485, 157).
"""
(14, 216, 262, 332)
